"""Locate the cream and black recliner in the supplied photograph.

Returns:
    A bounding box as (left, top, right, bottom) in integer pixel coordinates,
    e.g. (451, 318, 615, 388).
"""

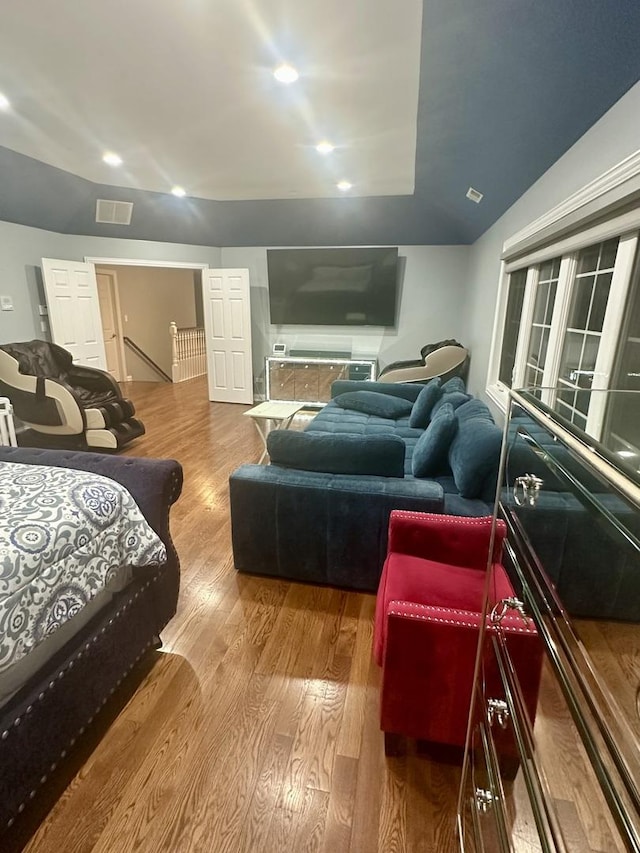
(0, 340, 145, 451)
(378, 339, 469, 384)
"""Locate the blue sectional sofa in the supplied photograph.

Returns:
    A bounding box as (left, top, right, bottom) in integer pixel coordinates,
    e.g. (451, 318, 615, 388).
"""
(229, 378, 504, 591)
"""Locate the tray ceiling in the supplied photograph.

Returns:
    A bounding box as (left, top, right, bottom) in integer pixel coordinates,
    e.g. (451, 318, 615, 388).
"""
(0, 1, 639, 245)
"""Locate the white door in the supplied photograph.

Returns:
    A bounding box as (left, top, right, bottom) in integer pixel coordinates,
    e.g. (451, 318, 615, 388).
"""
(41, 259, 107, 369)
(96, 270, 126, 381)
(202, 268, 253, 403)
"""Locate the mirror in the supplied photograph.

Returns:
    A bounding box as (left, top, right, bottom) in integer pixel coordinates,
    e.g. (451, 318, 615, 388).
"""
(467, 386, 640, 850)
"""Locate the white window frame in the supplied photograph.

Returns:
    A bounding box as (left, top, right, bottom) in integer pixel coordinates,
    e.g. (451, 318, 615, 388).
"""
(585, 233, 639, 434)
(487, 148, 640, 417)
(542, 255, 575, 396)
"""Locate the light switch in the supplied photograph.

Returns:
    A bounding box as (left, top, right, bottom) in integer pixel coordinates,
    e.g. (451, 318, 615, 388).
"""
(0, 295, 14, 311)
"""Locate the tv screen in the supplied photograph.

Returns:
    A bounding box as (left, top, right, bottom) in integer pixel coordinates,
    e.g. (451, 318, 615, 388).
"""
(267, 247, 399, 327)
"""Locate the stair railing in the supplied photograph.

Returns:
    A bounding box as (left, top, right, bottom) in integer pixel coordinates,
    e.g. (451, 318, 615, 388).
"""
(123, 336, 173, 383)
(170, 322, 207, 382)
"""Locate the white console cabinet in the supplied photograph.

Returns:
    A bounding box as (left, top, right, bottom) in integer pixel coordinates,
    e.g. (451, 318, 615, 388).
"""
(265, 353, 377, 408)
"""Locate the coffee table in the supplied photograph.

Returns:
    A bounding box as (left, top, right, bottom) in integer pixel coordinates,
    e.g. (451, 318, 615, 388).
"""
(244, 400, 304, 463)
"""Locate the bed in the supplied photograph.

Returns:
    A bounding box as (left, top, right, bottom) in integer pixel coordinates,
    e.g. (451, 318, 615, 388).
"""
(0, 445, 183, 836)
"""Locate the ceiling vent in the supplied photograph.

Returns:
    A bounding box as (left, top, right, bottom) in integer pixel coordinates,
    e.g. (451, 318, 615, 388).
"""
(466, 187, 484, 204)
(95, 199, 133, 225)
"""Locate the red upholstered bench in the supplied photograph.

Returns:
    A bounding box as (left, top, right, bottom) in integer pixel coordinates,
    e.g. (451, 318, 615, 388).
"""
(373, 511, 543, 756)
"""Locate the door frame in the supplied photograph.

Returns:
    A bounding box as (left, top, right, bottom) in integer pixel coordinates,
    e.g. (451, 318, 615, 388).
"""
(85, 257, 209, 271)
(85, 255, 210, 383)
(96, 268, 127, 381)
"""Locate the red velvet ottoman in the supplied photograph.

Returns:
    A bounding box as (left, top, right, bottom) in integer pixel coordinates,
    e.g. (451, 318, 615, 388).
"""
(373, 511, 543, 755)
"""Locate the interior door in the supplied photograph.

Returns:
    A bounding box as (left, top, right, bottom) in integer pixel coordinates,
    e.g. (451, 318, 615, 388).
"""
(41, 258, 107, 369)
(202, 268, 253, 403)
(96, 270, 125, 381)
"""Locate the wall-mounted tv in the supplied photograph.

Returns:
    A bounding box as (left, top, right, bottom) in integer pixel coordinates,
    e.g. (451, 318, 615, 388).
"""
(267, 247, 399, 327)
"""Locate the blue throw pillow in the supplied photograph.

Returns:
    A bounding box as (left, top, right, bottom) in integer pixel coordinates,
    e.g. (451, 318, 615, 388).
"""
(412, 403, 458, 477)
(448, 415, 502, 498)
(333, 390, 413, 419)
(455, 398, 493, 423)
(430, 390, 471, 419)
(408, 378, 442, 428)
(331, 379, 423, 403)
(267, 430, 406, 477)
(440, 376, 466, 394)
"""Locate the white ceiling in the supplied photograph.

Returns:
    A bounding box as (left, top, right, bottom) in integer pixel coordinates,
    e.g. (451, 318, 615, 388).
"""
(0, 0, 422, 201)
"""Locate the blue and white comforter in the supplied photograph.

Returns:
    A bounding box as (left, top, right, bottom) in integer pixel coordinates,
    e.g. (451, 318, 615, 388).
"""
(0, 462, 167, 674)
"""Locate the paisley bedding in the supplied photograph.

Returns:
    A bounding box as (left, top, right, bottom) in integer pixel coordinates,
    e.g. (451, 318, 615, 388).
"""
(0, 462, 167, 674)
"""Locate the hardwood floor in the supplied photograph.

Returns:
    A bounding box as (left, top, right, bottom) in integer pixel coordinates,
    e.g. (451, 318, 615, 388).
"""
(17, 377, 461, 853)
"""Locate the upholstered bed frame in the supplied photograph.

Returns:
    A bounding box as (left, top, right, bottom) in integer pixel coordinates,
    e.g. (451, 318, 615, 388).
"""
(0, 446, 183, 839)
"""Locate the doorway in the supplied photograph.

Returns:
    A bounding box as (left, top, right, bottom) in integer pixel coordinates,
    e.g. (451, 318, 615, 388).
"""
(91, 259, 206, 383)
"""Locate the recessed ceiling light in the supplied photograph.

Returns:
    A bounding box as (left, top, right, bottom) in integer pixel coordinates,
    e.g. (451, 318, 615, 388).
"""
(316, 141, 335, 155)
(466, 186, 483, 203)
(273, 64, 299, 84)
(0, 93, 10, 110)
(337, 181, 352, 192)
(171, 186, 187, 198)
(102, 152, 123, 167)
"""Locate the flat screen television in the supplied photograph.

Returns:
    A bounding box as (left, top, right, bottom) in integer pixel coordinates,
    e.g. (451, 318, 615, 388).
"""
(267, 247, 399, 327)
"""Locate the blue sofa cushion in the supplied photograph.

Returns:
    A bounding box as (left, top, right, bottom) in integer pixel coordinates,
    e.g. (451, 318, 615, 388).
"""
(431, 390, 471, 418)
(412, 403, 458, 477)
(448, 412, 503, 499)
(440, 376, 467, 394)
(455, 398, 494, 423)
(331, 379, 423, 402)
(267, 429, 406, 477)
(408, 377, 442, 428)
(333, 390, 413, 419)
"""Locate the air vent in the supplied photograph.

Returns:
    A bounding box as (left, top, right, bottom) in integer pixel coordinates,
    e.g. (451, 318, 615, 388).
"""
(466, 187, 484, 204)
(95, 199, 133, 225)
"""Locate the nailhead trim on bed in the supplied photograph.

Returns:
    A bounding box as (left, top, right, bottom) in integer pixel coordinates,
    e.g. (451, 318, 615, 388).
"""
(3, 572, 159, 828)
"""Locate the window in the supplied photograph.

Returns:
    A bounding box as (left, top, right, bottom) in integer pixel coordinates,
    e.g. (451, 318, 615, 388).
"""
(488, 152, 640, 455)
(524, 257, 560, 390)
(489, 226, 639, 439)
(498, 269, 527, 387)
(603, 255, 640, 457)
(555, 239, 619, 430)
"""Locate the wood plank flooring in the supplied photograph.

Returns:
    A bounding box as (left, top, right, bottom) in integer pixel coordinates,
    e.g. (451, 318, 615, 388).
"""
(15, 377, 461, 853)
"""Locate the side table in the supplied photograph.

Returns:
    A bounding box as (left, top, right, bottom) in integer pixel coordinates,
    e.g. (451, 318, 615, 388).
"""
(243, 400, 303, 463)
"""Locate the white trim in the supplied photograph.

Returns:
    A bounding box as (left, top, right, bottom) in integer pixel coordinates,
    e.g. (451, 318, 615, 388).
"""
(485, 261, 510, 409)
(503, 148, 640, 259)
(586, 233, 639, 436)
(542, 255, 575, 406)
(486, 381, 510, 413)
(511, 267, 538, 389)
(504, 208, 640, 272)
(85, 256, 209, 270)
